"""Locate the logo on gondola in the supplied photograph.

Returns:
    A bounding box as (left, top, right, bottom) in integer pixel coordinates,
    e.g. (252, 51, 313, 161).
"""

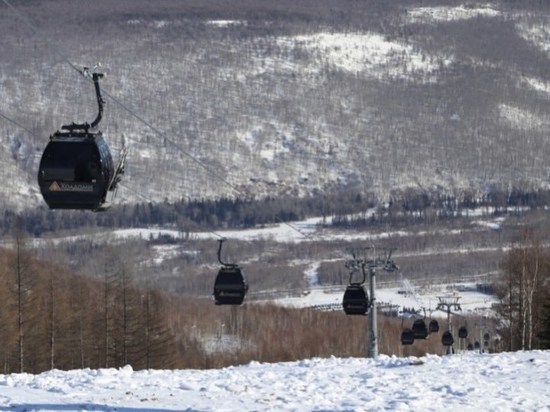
(48, 181, 93, 192)
(49, 181, 61, 191)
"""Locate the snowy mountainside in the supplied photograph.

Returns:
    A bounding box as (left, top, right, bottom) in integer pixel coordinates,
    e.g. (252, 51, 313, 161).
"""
(1, 1, 550, 211)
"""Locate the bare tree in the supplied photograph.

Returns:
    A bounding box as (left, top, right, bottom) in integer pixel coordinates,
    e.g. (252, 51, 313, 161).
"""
(9, 220, 36, 373)
(498, 229, 550, 350)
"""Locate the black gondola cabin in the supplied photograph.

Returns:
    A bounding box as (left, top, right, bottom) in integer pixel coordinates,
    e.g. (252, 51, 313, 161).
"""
(442, 331, 454, 346)
(429, 319, 440, 333)
(38, 133, 114, 210)
(213, 265, 248, 305)
(342, 284, 369, 315)
(401, 328, 415, 345)
(37, 68, 124, 211)
(412, 319, 428, 339)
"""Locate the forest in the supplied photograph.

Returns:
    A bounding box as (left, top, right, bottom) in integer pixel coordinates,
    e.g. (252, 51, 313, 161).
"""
(2, 185, 550, 237)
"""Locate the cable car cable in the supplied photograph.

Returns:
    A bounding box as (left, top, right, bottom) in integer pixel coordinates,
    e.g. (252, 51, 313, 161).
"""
(0, 110, 39, 140)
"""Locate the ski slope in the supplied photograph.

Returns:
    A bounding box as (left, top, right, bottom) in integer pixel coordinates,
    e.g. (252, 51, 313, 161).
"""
(0, 350, 549, 411)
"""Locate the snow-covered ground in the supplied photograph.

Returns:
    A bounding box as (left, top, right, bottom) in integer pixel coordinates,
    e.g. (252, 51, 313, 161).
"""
(1, 350, 549, 411)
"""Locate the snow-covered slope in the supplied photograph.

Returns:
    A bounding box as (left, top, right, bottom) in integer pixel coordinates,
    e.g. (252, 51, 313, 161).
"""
(1, 350, 549, 411)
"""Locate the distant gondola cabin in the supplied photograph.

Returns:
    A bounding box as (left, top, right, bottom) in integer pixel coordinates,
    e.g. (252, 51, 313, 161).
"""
(429, 319, 440, 333)
(401, 329, 415, 345)
(213, 265, 248, 305)
(442, 331, 454, 346)
(412, 319, 428, 339)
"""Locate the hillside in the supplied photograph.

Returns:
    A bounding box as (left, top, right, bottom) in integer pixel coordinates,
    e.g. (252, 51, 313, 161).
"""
(1, 0, 549, 211)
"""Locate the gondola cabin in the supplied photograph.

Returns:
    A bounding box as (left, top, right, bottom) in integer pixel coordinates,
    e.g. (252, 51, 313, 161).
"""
(38, 68, 124, 211)
(38, 133, 114, 211)
(401, 329, 415, 345)
(342, 283, 369, 315)
(429, 319, 440, 333)
(458, 326, 468, 339)
(213, 264, 248, 305)
(412, 319, 428, 339)
(442, 331, 454, 346)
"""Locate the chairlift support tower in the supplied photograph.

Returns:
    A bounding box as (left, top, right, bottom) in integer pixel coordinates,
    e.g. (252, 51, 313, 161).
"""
(436, 295, 462, 355)
(362, 247, 399, 358)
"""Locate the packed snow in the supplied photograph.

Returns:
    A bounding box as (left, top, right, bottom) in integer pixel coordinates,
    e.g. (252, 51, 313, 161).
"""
(1, 351, 549, 411)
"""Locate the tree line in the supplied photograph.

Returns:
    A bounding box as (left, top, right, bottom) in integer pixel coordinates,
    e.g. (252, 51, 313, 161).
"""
(3, 186, 550, 237)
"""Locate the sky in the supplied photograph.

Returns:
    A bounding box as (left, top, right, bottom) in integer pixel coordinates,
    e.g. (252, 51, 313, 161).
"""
(0, 350, 549, 411)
